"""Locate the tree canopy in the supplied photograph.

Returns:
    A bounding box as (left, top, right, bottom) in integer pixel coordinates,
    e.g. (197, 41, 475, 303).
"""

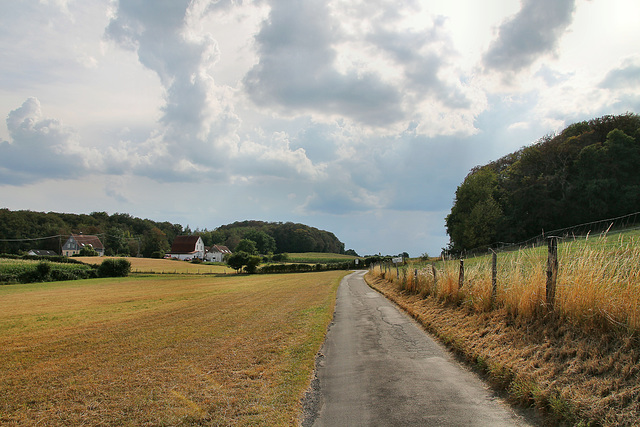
(446, 113, 640, 253)
(0, 210, 345, 256)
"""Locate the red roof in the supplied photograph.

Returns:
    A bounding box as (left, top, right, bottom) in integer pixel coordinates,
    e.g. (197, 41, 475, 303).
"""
(72, 234, 104, 250)
(211, 245, 231, 254)
(170, 235, 202, 253)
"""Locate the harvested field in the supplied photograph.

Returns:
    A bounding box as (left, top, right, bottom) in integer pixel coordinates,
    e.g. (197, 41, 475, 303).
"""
(75, 256, 234, 274)
(0, 271, 347, 425)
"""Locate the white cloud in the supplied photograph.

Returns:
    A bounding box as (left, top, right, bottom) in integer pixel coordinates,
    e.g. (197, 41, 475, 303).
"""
(1, 0, 639, 255)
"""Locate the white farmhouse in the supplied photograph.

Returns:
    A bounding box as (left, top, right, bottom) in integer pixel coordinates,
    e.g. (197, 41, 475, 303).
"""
(166, 235, 205, 260)
(205, 244, 232, 262)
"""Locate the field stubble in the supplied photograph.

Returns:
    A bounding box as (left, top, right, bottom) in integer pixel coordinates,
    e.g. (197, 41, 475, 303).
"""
(0, 271, 347, 425)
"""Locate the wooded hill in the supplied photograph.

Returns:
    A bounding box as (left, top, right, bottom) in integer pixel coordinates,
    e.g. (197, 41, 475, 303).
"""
(0, 210, 345, 257)
(445, 113, 640, 252)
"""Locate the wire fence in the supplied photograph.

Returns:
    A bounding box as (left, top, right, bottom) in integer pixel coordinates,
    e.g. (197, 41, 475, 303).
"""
(451, 210, 640, 259)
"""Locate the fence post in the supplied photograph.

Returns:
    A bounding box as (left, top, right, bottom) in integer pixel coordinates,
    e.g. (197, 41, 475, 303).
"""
(546, 236, 558, 310)
(458, 259, 464, 289)
(431, 264, 437, 283)
(491, 250, 497, 306)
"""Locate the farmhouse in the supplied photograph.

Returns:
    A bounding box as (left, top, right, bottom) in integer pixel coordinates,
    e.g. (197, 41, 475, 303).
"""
(167, 235, 205, 260)
(62, 234, 105, 257)
(205, 244, 232, 262)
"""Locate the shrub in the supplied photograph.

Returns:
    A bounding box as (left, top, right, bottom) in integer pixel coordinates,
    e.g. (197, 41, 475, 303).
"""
(272, 253, 290, 262)
(79, 247, 99, 257)
(98, 258, 131, 277)
(36, 261, 52, 281)
(151, 251, 166, 259)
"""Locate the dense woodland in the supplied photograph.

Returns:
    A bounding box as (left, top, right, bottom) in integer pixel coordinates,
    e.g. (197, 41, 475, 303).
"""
(0, 210, 345, 257)
(445, 113, 640, 253)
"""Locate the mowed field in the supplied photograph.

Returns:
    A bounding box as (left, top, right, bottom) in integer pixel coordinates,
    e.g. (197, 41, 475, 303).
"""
(75, 256, 234, 274)
(0, 271, 348, 425)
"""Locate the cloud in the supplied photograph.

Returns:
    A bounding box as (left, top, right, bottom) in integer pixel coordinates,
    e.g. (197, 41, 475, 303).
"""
(0, 98, 88, 185)
(243, 0, 403, 127)
(483, 0, 576, 73)
(600, 56, 640, 90)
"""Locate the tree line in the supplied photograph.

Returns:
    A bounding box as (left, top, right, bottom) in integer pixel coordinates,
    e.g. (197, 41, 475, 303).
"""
(0, 210, 345, 257)
(445, 113, 640, 253)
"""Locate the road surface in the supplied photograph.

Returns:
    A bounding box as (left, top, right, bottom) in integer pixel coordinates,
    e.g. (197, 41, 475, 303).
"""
(302, 270, 535, 426)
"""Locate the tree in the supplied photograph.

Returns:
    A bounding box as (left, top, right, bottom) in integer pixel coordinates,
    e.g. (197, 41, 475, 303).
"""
(226, 252, 248, 272)
(244, 229, 276, 254)
(226, 251, 261, 273)
(142, 227, 170, 258)
(235, 239, 258, 255)
(104, 227, 129, 256)
(79, 246, 98, 257)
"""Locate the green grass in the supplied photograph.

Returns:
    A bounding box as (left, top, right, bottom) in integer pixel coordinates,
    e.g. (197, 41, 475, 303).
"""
(0, 258, 96, 284)
(286, 252, 360, 263)
(0, 271, 348, 425)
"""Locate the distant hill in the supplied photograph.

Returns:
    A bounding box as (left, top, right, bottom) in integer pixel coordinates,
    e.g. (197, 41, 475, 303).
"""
(0, 210, 345, 256)
(204, 220, 345, 254)
(445, 113, 640, 252)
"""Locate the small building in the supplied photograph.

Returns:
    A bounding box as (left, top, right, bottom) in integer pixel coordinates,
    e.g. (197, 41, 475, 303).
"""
(167, 235, 205, 260)
(205, 245, 232, 262)
(62, 234, 105, 257)
(27, 249, 58, 256)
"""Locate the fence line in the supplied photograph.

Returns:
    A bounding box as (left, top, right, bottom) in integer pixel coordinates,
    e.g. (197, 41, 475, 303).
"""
(370, 230, 640, 331)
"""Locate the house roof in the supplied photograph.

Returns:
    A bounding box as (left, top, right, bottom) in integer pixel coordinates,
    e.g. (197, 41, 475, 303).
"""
(211, 245, 232, 254)
(29, 249, 58, 256)
(170, 235, 202, 253)
(71, 234, 104, 250)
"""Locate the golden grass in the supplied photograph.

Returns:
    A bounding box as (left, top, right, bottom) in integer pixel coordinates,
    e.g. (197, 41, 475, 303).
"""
(75, 256, 234, 274)
(373, 233, 640, 333)
(0, 271, 347, 425)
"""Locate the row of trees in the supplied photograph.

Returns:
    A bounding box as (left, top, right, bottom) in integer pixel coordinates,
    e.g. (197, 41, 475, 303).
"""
(192, 220, 345, 254)
(0, 211, 346, 257)
(445, 113, 640, 252)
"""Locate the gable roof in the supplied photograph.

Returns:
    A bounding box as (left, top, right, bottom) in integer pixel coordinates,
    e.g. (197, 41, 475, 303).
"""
(211, 245, 232, 254)
(170, 235, 202, 253)
(71, 234, 104, 250)
(28, 249, 58, 256)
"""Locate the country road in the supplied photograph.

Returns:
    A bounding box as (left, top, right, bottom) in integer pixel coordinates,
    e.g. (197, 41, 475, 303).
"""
(302, 270, 535, 427)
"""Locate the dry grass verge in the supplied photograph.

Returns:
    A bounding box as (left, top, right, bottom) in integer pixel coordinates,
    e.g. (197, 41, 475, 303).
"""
(365, 273, 640, 426)
(0, 271, 347, 425)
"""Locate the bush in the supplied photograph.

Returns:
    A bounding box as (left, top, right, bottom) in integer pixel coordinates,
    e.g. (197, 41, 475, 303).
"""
(79, 247, 99, 257)
(98, 258, 131, 277)
(272, 253, 290, 262)
(151, 251, 165, 259)
(36, 261, 52, 281)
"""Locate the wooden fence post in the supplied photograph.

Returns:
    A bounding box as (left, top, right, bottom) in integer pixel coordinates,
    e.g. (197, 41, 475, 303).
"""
(458, 259, 464, 289)
(431, 264, 437, 284)
(546, 236, 558, 310)
(491, 250, 497, 306)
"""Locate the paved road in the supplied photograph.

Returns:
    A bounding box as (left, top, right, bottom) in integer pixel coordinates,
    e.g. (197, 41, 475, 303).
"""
(303, 271, 534, 427)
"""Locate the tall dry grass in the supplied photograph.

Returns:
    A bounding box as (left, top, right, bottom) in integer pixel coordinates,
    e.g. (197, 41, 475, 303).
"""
(371, 233, 640, 334)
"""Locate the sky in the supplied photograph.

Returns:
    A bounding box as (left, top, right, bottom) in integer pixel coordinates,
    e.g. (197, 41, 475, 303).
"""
(1, 0, 639, 257)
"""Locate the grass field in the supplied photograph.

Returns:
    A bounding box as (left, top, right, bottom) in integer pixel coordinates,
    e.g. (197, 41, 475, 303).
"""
(75, 256, 234, 275)
(377, 231, 640, 333)
(285, 252, 360, 263)
(0, 271, 348, 425)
